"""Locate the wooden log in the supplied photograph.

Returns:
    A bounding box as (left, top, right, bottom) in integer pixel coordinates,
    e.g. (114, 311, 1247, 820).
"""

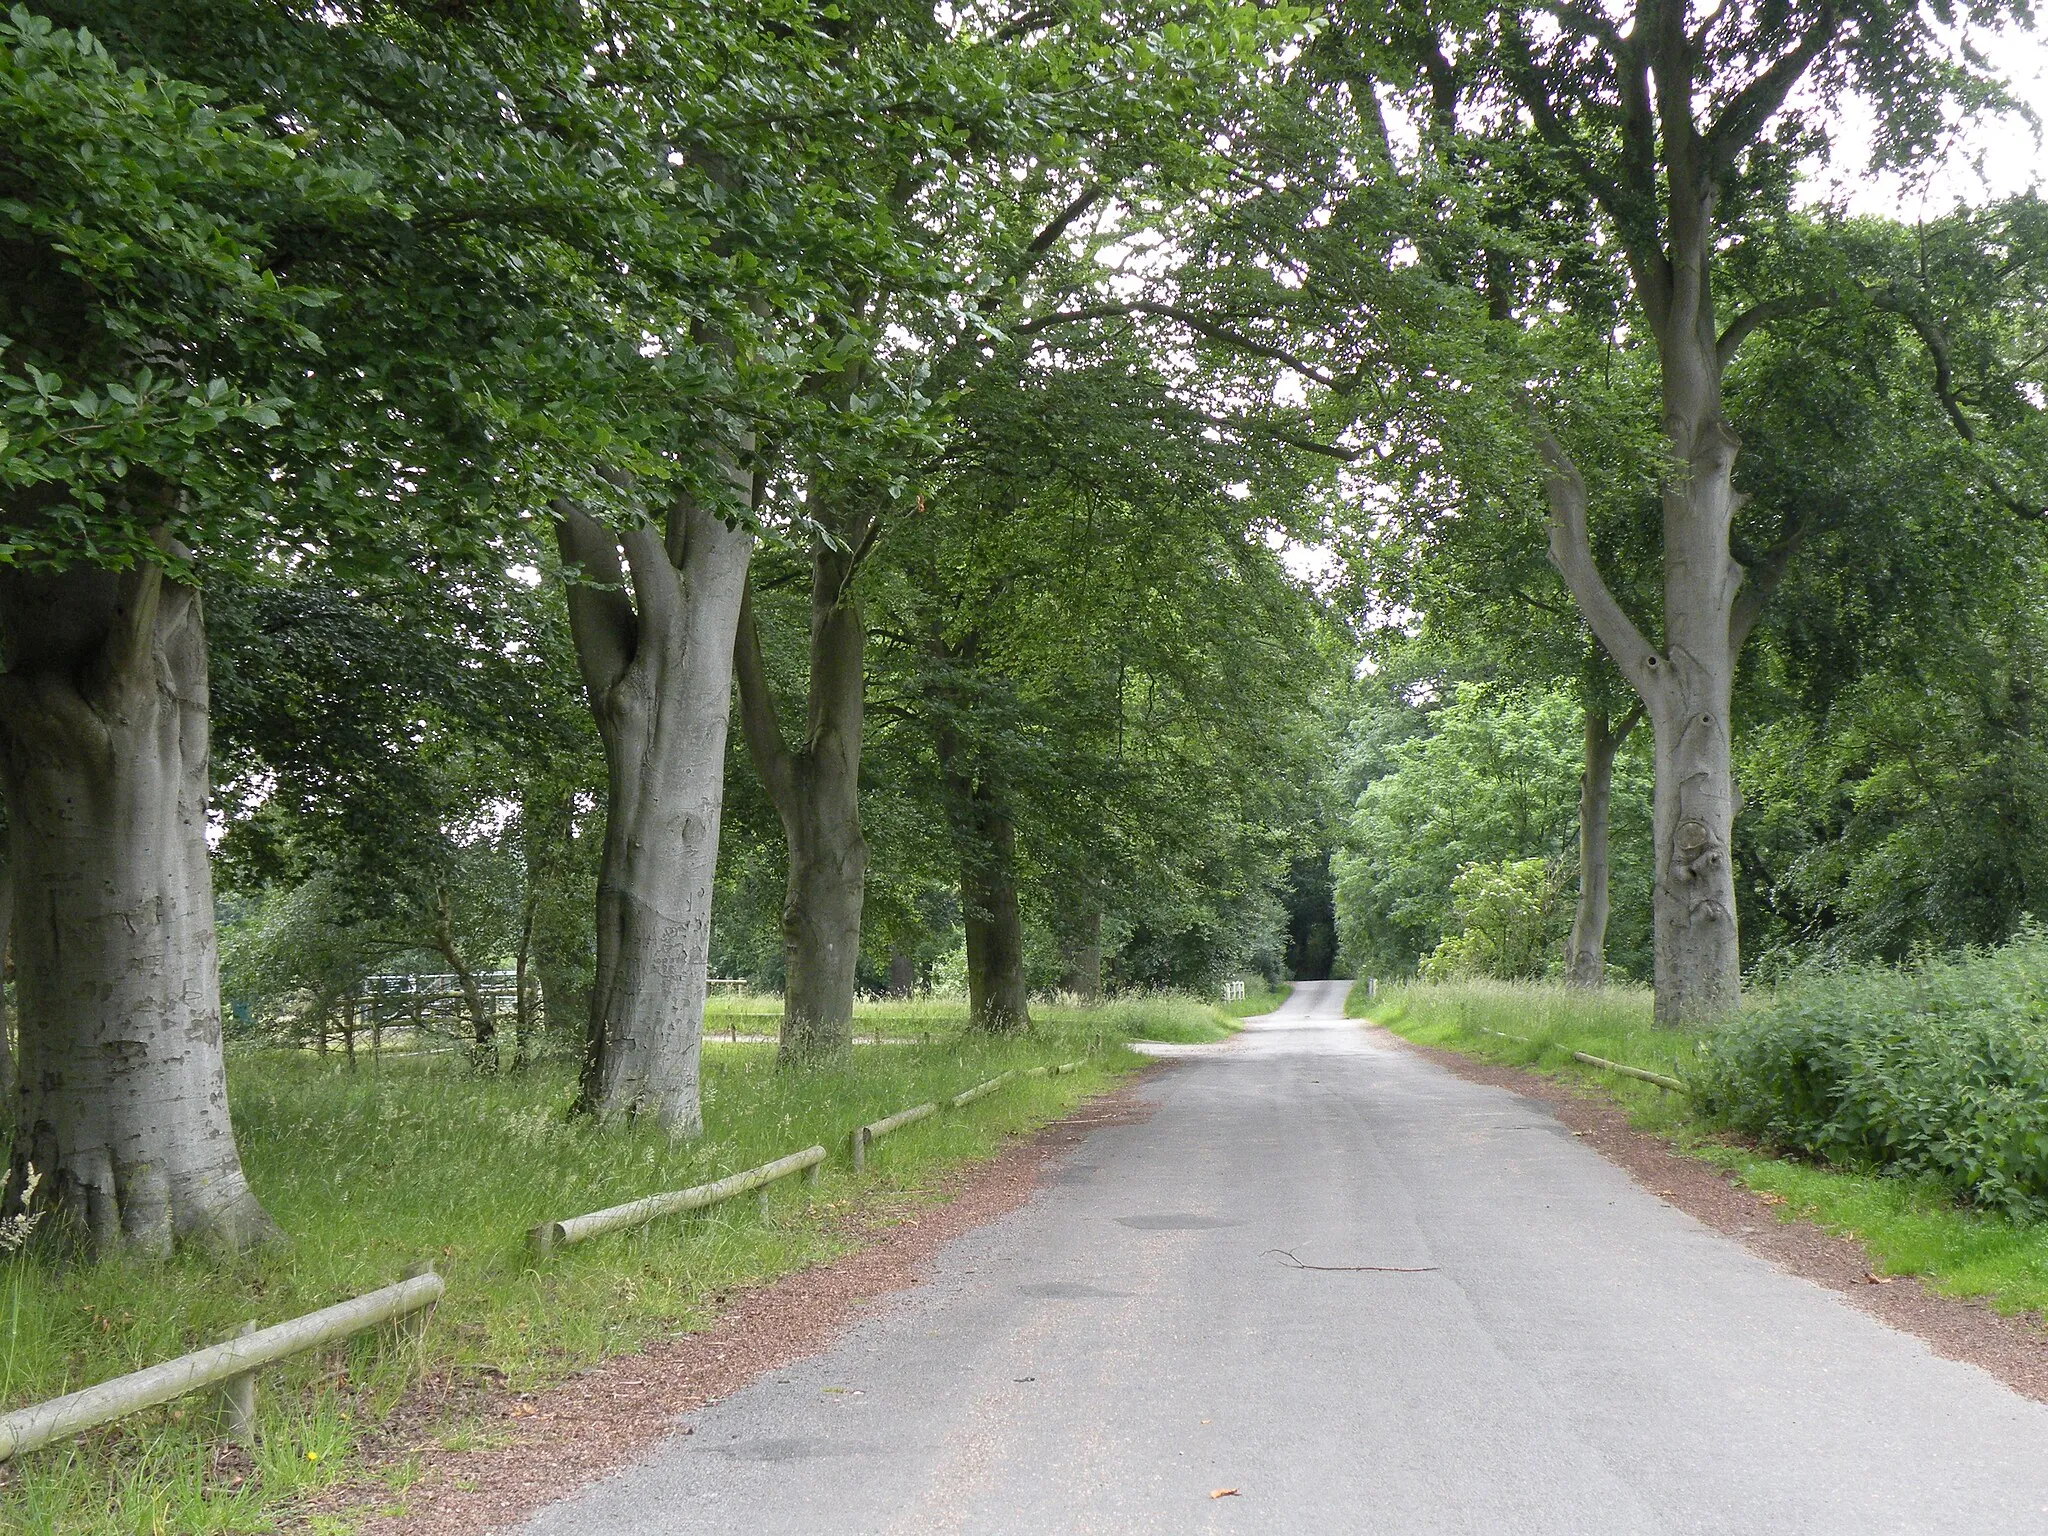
(0, 1270, 443, 1462)
(531, 1145, 828, 1251)
(948, 1071, 1017, 1110)
(210, 1322, 257, 1447)
(851, 1101, 938, 1173)
(1570, 1051, 1688, 1093)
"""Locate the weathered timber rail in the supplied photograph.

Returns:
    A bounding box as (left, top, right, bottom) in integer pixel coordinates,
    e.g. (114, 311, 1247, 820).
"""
(1471, 1026, 1688, 1093)
(0, 1267, 442, 1461)
(850, 1102, 938, 1172)
(530, 1146, 828, 1252)
(853, 1063, 1081, 1170)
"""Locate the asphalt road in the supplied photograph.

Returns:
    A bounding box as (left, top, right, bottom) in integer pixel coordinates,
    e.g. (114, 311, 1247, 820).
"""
(523, 980, 2048, 1534)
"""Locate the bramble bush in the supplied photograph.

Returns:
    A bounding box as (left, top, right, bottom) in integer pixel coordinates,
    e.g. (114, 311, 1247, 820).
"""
(1697, 931, 2048, 1217)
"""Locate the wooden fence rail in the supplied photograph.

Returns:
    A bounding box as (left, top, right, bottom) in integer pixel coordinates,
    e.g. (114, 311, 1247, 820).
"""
(854, 1062, 1081, 1170)
(1472, 1027, 1688, 1094)
(530, 1146, 828, 1252)
(850, 1103, 938, 1172)
(0, 1267, 442, 1462)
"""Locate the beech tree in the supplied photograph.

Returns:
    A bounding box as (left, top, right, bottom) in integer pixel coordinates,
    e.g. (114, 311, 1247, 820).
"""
(1155, 0, 2043, 1020)
(874, 334, 1332, 1025)
(0, 1, 773, 1245)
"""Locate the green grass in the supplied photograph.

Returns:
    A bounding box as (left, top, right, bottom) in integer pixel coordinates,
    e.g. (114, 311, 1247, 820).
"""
(1217, 980, 1292, 1019)
(0, 999, 1185, 1534)
(698, 990, 1239, 1042)
(1352, 976, 2048, 1326)
(1038, 992, 1239, 1042)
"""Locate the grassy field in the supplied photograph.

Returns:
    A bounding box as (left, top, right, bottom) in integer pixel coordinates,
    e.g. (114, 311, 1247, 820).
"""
(1354, 978, 2048, 1325)
(1217, 980, 1292, 1019)
(698, 990, 1242, 1042)
(0, 997, 1212, 1534)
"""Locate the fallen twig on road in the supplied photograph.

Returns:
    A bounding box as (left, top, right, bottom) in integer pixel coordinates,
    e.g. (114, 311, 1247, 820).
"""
(1264, 1248, 1439, 1273)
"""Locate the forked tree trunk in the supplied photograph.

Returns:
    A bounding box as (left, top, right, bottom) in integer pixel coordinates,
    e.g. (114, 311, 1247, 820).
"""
(733, 539, 870, 1067)
(1564, 695, 1640, 987)
(556, 480, 752, 1134)
(0, 558, 273, 1254)
(1543, 326, 1747, 1025)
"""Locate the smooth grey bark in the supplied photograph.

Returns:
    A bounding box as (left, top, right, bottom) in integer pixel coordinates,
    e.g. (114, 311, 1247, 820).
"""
(732, 535, 870, 1067)
(0, 556, 273, 1253)
(1510, 1, 1862, 1025)
(1564, 695, 1642, 988)
(1532, 127, 1747, 1025)
(555, 477, 753, 1135)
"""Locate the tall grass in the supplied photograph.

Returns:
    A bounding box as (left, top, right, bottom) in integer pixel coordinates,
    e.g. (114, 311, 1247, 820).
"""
(1217, 980, 1292, 1019)
(0, 999, 1189, 1534)
(698, 990, 1236, 1043)
(1355, 977, 1698, 1125)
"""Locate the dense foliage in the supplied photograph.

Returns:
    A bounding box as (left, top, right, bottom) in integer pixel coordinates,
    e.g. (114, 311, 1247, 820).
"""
(1698, 934, 2048, 1219)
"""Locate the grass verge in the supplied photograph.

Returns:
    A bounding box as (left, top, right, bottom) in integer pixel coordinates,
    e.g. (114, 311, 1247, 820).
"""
(1353, 978, 2048, 1327)
(0, 1001, 1175, 1534)
(1217, 980, 1292, 1019)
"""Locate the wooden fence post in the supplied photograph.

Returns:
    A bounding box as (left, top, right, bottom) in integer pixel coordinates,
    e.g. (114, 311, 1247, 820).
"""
(212, 1323, 258, 1447)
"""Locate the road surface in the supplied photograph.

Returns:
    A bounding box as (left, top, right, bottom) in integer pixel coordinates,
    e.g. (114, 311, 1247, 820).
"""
(522, 979, 2048, 1534)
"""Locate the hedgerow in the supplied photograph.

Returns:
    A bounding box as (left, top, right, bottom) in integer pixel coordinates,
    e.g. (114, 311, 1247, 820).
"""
(1697, 932, 2048, 1217)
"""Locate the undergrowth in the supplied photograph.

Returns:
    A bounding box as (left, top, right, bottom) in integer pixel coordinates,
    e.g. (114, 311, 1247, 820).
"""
(0, 1000, 1184, 1534)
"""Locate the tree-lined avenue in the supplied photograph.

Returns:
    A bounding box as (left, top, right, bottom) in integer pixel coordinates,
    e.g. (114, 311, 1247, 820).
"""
(520, 984, 2048, 1533)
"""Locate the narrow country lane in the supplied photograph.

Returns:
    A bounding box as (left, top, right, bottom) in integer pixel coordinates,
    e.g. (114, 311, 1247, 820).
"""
(520, 982, 2048, 1534)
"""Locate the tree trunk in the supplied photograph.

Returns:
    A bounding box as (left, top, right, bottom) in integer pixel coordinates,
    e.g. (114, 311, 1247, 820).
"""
(1060, 905, 1102, 1001)
(887, 947, 915, 998)
(513, 884, 538, 1069)
(935, 742, 1030, 1034)
(431, 886, 497, 1072)
(0, 848, 15, 1130)
(556, 478, 753, 1134)
(960, 800, 1030, 1033)
(1541, 260, 1747, 1024)
(0, 558, 273, 1254)
(1565, 695, 1640, 987)
(733, 539, 870, 1068)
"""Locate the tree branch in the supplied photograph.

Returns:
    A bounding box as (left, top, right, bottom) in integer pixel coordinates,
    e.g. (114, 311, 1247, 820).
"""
(551, 500, 637, 699)
(1535, 423, 1667, 705)
(1730, 508, 1813, 650)
(1705, 7, 1843, 175)
(1716, 290, 1833, 369)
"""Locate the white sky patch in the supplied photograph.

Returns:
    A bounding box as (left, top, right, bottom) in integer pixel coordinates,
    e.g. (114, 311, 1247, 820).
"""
(1803, 24, 2047, 216)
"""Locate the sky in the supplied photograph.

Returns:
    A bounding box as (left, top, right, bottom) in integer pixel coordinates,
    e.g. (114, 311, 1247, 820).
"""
(1810, 24, 2046, 215)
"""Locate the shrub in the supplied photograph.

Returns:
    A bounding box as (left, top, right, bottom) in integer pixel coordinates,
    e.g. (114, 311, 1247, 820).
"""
(1697, 933, 2048, 1217)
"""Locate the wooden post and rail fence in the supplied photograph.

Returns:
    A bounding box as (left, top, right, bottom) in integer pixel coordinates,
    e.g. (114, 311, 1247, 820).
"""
(0, 1057, 1085, 1464)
